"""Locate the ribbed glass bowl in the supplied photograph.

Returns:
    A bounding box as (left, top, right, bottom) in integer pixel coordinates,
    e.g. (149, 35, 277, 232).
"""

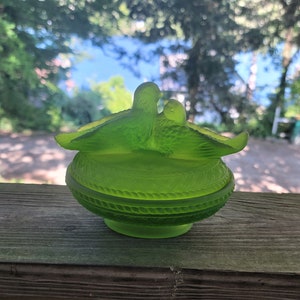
(66, 151, 234, 238)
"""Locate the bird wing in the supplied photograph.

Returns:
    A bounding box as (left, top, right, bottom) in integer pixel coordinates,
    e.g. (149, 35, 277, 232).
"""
(154, 121, 248, 160)
(187, 123, 248, 155)
(55, 110, 130, 151)
(173, 123, 248, 159)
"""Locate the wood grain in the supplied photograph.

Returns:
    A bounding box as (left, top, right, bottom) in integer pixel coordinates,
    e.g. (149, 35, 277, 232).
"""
(0, 264, 299, 299)
(0, 183, 299, 299)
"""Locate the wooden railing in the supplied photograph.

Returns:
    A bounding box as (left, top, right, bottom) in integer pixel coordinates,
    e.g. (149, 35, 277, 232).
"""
(0, 183, 299, 299)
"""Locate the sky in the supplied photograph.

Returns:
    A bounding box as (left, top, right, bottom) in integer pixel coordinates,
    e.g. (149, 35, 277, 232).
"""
(69, 38, 159, 92)
(67, 38, 299, 107)
(235, 52, 279, 106)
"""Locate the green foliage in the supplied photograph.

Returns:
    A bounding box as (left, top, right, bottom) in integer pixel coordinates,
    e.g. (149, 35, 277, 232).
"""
(0, 17, 42, 131)
(62, 90, 109, 127)
(91, 76, 132, 113)
(0, 0, 126, 131)
(1, 0, 300, 136)
(0, 19, 36, 83)
(236, 115, 269, 138)
(285, 77, 300, 118)
(243, 0, 300, 132)
(121, 1, 260, 125)
(121, 0, 300, 136)
(199, 114, 270, 138)
(62, 76, 132, 127)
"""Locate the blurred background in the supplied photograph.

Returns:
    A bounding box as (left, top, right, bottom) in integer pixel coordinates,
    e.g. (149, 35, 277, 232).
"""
(0, 0, 299, 192)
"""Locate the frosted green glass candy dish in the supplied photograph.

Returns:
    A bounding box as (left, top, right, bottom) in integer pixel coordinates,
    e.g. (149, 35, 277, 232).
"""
(55, 82, 248, 238)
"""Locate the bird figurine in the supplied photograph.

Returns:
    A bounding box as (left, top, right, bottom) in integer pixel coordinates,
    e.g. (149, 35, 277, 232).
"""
(55, 82, 248, 159)
(149, 99, 248, 159)
(55, 82, 161, 154)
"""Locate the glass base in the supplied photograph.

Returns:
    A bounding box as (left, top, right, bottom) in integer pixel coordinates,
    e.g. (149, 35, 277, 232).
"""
(104, 219, 193, 239)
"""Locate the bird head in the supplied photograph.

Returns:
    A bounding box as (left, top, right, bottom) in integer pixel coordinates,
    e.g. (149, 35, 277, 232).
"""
(163, 100, 186, 125)
(132, 82, 162, 115)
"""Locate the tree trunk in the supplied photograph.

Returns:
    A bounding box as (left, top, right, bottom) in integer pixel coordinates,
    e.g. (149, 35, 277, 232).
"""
(187, 86, 198, 122)
(274, 27, 294, 110)
(246, 52, 257, 101)
(185, 38, 201, 122)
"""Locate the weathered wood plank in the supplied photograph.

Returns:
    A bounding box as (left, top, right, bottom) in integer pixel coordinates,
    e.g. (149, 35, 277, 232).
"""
(0, 263, 299, 299)
(0, 183, 299, 299)
(0, 183, 299, 273)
